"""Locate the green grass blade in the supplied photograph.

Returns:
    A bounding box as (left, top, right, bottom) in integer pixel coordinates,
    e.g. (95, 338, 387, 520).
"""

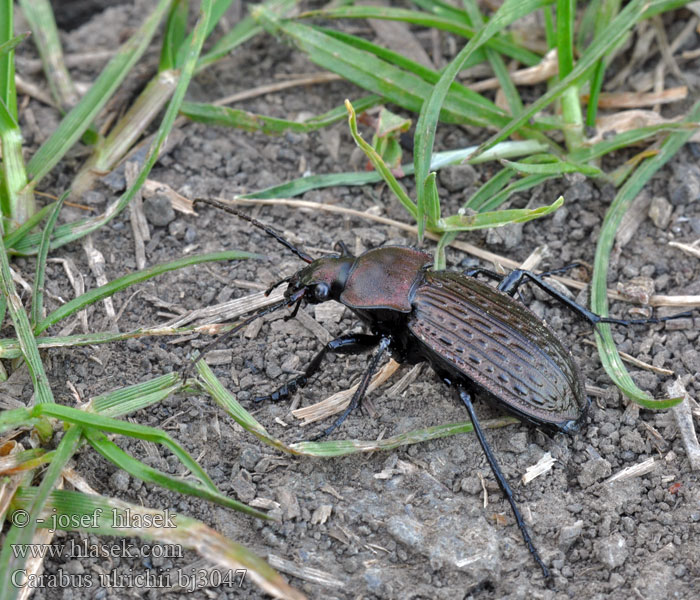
(439, 196, 563, 232)
(159, 0, 188, 71)
(318, 27, 485, 99)
(0, 226, 53, 404)
(83, 428, 270, 519)
(557, 0, 584, 149)
(591, 100, 700, 408)
(462, 0, 523, 116)
(346, 100, 417, 220)
(414, 0, 550, 233)
(0, 2, 34, 228)
(302, 5, 542, 65)
(474, 0, 649, 157)
(0, 406, 38, 434)
(30, 192, 66, 327)
(421, 172, 440, 236)
(180, 94, 382, 134)
(501, 156, 603, 176)
(243, 140, 549, 200)
(570, 123, 694, 163)
(174, 0, 236, 67)
(18, 0, 79, 109)
(72, 68, 179, 198)
(288, 417, 517, 457)
(197, 359, 518, 458)
(91, 373, 181, 417)
(585, 60, 606, 127)
(3, 200, 56, 249)
(468, 173, 555, 212)
(25, 0, 212, 250)
(195, 359, 298, 455)
(0, 0, 17, 118)
(0, 110, 34, 226)
(0, 324, 240, 360)
(434, 231, 457, 270)
(26, 0, 172, 186)
(255, 14, 517, 131)
(31, 403, 218, 491)
(0, 32, 29, 57)
(642, 0, 688, 18)
(34, 250, 257, 335)
(0, 425, 81, 600)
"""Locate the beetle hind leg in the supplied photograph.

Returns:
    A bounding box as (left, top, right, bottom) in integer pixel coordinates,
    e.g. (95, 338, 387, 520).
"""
(458, 388, 550, 578)
(498, 269, 693, 327)
(254, 333, 381, 404)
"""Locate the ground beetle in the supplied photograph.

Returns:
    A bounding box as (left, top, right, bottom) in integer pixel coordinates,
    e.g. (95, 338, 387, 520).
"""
(193, 198, 689, 578)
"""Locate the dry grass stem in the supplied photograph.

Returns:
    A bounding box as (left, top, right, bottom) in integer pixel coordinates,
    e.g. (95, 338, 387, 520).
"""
(521, 452, 555, 484)
(268, 554, 345, 588)
(669, 239, 700, 259)
(232, 198, 700, 308)
(606, 457, 656, 483)
(167, 288, 286, 328)
(292, 359, 401, 424)
(126, 162, 149, 270)
(582, 339, 674, 375)
(143, 179, 195, 214)
(583, 87, 687, 108)
(667, 379, 700, 471)
(469, 49, 558, 92)
(213, 73, 342, 107)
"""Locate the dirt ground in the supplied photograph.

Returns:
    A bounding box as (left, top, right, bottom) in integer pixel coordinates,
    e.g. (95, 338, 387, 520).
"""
(8, 1, 700, 599)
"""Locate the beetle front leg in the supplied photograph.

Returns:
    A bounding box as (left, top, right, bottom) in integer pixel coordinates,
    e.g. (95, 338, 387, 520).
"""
(458, 388, 550, 578)
(310, 336, 391, 440)
(254, 334, 382, 403)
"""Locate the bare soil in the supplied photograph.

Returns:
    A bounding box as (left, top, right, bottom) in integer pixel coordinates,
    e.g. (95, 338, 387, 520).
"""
(8, 1, 700, 599)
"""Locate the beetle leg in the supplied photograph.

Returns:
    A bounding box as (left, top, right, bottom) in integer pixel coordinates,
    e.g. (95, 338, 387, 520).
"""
(463, 267, 505, 282)
(458, 388, 550, 578)
(254, 334, 382, 403)
(334, 240, 354, 257)
(309, 336, 391, 440)
(498, 270, 692, 327)
(537, 262, 587, 279)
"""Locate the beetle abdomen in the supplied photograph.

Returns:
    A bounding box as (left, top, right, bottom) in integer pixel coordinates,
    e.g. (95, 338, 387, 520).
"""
(408, 271, 587, 430)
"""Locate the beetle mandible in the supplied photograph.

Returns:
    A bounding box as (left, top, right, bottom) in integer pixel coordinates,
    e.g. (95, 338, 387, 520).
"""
(192, 198, 688, 578)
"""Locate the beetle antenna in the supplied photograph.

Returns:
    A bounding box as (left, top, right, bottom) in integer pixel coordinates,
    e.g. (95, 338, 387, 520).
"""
(194, 198, 314, 264)
(183, 292, 304, 378)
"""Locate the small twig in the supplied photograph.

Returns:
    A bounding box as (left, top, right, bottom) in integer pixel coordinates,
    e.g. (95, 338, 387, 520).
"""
(669, 239, 700, 260)
(667, 379, 700, 471)
(126, 162, 149, 270)
(522, 452, 555, 484)
(605, 458, 656, 483)
(82, 235, 118, 332)
(48, 257, 87, 335)
(581, 87, 687, 109)
(166, 288, 286, 328)
(469, 49, 558, 92)
(582, 339, 674, 376)
(212, 73, 342, 107)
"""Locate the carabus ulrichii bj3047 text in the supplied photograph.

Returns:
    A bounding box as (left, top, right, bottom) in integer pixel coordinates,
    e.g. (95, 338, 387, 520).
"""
(192, 198, 691, 578)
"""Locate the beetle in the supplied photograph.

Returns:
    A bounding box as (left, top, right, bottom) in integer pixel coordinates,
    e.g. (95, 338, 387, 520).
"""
(192, 198, 688, 578)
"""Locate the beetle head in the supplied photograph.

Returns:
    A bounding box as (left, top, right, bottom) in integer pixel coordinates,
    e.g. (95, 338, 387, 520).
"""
(284, 256, 354, 304)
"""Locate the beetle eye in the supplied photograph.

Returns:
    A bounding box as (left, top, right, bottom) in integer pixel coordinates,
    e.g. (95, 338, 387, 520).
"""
(313, 283, 330, 302)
